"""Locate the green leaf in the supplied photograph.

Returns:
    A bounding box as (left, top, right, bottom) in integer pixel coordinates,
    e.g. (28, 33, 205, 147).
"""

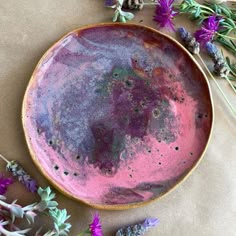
(226, 18, 236, 28)
(119, 15, 126, 22)
(195, 6, 201, 18)
(49, 208, 71, 236)
(37, 201, 48, 211)
(228, 75, 236, 81)
(121, 11, 134, 21)
(47, 201, 58, 209)
(225, 56, 236, 77)
(220, 22, 233, 29)
(218, 29, 232, 35)
(216, 37, 236, 55)
(10, 204, 24, 220)
(220, 6, 232, 18)
(179, 2, 189, 11)
(113, 10, 119, 22)
(22, 203, 36, 211)
(25, 211, 36, 224)
(118, 0, 124, 5)
(38, 187, 56, 202)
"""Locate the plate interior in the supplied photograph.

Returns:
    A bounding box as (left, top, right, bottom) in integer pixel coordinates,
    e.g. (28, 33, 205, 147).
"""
(23, 24, 213, 207)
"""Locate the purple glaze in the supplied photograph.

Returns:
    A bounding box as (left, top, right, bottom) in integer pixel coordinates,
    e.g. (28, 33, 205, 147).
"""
(23, 24, 213, 207)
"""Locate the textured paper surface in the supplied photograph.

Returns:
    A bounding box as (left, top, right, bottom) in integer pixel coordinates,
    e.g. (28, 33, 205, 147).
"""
(0, 1, 235, 235)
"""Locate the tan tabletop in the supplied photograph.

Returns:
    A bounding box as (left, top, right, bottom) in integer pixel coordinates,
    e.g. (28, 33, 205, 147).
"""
(0, 1, 236, 235)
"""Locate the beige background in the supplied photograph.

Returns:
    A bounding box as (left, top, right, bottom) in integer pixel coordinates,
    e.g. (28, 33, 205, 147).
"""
(0, 1, 236, 235)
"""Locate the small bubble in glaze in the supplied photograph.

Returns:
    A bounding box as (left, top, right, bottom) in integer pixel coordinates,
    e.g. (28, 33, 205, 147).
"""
(152, 108, 160, 118)
(54, 165, 59, 170)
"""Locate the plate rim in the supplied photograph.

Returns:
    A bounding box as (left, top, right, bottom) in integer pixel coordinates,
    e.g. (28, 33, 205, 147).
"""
(22, 22, 214, 210)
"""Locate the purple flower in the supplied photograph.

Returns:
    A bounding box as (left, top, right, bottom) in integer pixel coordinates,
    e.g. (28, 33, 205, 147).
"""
(23, 178, 38, 193)
(0, 175, 13, 195)
(194, 15, 221, 45)
(105, 0, 116, 7)
(89, 212, 103, 236)
(153, 0, 178, 31)
(142, 218, 160, 229)
(205, 41, 218, 57)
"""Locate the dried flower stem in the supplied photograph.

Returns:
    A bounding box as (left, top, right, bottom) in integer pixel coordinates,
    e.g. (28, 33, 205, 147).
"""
(143, 1, 157, 5)
(143, 3, 156, 5)
(224, 76, 236, 93)
(197, 54, 236, 116)
(0, 154, 10, 164)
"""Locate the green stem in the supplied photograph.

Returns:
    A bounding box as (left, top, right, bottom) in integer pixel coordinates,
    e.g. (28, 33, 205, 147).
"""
(224, 76, 236, 93)
(226, 28, 233, 35)
(229, 69, 236, 77)
(0, 199, 11, 209)
(200, 10, 213, 16)
(228, 75, 236, 81)
(143, 1, 181, 7)
(216, 32, 236, 40)
(77, 233, 84, 236)
(77, 229, 90, 236)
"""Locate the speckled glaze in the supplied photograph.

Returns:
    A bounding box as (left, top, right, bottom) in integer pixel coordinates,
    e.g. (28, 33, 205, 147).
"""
(22, 23, 213, 209)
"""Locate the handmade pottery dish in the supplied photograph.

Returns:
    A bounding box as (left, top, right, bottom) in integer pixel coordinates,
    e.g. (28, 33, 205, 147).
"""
(22, 23, 213, 210)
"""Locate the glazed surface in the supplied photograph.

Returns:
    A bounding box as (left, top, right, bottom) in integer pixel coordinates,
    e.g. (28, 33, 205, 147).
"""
(23, 25, 212, 206)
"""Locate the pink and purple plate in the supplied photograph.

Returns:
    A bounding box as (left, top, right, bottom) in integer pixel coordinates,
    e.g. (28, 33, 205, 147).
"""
(22, 23, 213, 209)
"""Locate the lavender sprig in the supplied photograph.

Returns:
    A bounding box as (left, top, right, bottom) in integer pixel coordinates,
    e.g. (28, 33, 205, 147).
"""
(0, 154, 38, 192)
(178, 0, 236, 54)
(205, 42, 236, 93)
(0, 154, 71, 235)
(7, 160, 38, 193)
(123, 0, 144, 10)
(116, 218, 159, 236)
(177, 27, 200, 54)
(177, 27, 236, 116)
(205, 41, 230, 78)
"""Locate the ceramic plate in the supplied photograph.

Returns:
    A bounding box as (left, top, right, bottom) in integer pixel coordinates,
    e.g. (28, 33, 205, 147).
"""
(22, 23, 213, 209)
